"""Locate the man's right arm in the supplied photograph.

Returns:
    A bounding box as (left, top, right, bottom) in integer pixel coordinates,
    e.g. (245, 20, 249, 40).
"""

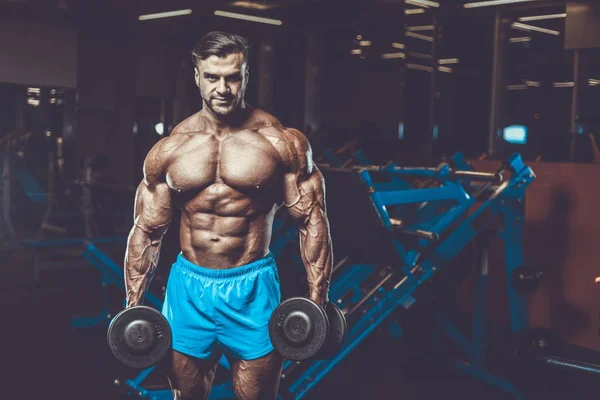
(124, 139, 174, 308)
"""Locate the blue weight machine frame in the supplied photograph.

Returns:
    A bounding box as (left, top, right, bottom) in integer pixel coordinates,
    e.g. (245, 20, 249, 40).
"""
(276, 153, 534, 400)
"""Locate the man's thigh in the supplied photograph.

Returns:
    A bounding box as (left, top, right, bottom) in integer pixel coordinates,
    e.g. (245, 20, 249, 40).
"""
(229, 351, 283, 400)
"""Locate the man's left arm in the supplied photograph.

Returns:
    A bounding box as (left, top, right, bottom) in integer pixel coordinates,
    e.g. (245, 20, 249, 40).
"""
(283, 128, 333, 307)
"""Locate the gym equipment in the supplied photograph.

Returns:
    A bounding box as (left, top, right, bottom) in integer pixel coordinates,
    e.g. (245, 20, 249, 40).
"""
(510, 265, 543, 293)
(318, 301, 347, 359)
(107, 306, 172, 369)
(269, 298, 329, 361)
(275, 153, 535, 400)
(37, 152, 133, 238)
(269, 297, 347, 361)
(22, 236, 136, 325)
(508, 326, 600, 390)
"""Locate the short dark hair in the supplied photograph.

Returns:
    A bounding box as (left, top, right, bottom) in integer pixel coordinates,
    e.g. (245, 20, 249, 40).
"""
(191, 31, 249, 68)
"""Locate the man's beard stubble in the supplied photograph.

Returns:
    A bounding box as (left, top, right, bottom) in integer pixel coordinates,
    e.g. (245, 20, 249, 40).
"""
(202, 91, 243, 118)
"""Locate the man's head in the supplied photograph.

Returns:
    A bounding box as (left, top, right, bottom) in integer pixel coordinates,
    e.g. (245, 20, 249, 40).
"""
(192, 31, 250, 118)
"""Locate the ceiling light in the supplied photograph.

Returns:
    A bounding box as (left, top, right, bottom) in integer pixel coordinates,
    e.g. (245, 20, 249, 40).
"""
(406, 31, 434, 42)
(511, 22, 560, 36)
(405, 0, 439, 8)
(350, 49, 362, 55)
(437, 66, 453, 73)
(464, 0, 538, 9)
(408, 52, 432, 59)
(229, 1, 278, 10)
(381, 52, 407, 59)
(509, 36, 532, 42)
(214, 10, 282, 25)
(139, 9, 192, 21)
(438, 58, 459, 64)
(406, 63, 433, 72)
(552, 82, 575, 87)
(391, 42, 405, 49)
(406, 25, 435, 31)
(518, 13, 567, 21)
(405, 8, 426, 15)
(525, 80, 541, 87)
(359, 40, 372, 46)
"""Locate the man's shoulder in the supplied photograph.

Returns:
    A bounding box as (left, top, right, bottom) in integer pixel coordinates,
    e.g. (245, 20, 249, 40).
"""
(247, 108, 306, 144)
(171, 111, 204, 135)
(245, 106, 283, 132)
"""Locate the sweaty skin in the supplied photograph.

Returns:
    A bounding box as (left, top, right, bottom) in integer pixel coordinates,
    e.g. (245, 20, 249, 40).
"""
(123, 52, 333, 400)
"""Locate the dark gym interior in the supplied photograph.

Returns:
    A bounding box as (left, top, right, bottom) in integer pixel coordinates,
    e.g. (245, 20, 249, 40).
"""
(2, 0, 600, 399)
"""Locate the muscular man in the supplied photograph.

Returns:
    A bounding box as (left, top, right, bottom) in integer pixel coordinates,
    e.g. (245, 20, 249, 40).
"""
(124, 31, 333, 400)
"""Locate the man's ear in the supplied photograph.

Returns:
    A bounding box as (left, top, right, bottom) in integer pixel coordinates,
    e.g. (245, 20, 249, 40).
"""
(194, 67, 200, 87)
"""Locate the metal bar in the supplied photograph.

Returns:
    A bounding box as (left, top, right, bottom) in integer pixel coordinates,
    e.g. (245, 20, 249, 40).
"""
(570, 49, 580, 136)
(500, 196, 529, 333)
(451, 170, 502, 183)
(543, 357, 600, 375)
(373, 184, 470, 206)
(434, 312, 476, 361)
(331, 256, 350, 276)
(488, 11, 504, 157)
(471, 247, 489, 367)
(346, 271, 396, 316)
(427, 15, 438, 157)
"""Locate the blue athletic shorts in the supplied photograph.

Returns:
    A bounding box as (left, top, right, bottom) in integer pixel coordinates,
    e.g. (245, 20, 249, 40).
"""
(161, 252, 281, 361)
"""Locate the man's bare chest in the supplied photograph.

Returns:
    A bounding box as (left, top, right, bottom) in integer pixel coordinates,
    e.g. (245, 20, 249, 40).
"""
(165, 131, 283, 194)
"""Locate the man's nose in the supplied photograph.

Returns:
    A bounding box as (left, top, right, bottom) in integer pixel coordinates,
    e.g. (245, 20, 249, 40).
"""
(216, 78, 229, 95)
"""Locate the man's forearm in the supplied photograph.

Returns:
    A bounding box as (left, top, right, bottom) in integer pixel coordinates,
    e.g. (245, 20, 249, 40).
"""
(124, 226, 165, 307)
(298, 210, 333, 307)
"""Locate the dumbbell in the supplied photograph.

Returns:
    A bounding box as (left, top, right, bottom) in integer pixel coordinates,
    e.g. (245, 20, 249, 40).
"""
(107, 306, 172, 369)
(268, 297, 347, 361)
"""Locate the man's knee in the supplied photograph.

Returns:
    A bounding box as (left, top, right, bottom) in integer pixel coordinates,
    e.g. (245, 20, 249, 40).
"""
(170, 385, 210, 400)
(233, 383, 277, 400)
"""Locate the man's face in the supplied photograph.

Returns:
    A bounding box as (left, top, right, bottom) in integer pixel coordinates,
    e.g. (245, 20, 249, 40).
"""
(195, 52, 248, 117)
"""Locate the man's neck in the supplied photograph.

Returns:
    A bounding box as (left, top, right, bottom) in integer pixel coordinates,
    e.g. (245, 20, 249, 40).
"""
(200, 101, 249, 131)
